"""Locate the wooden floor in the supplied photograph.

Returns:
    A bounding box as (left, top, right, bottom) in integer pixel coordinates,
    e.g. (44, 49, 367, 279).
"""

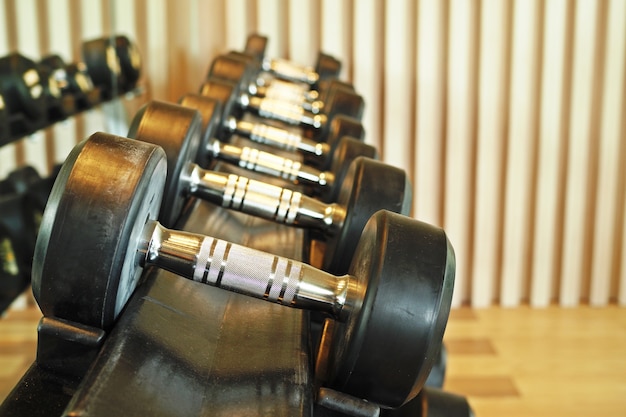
(1, 293, 625, 416)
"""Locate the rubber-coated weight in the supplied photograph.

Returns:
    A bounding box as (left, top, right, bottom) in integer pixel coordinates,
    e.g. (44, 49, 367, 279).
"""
(32, 133, 166, 330)
(0, 53, 48, 122)
(82, 35, 141, 97)
(326, 156, 412, 274)
(128, 102, 201, 228)
(328, 210, 455, 408)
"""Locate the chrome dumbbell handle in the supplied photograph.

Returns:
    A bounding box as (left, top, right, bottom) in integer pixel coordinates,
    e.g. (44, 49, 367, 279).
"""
(261, 57, 319, 85)
(241, 94, 326, 129)
(185, 165, 345, 232)
(207, 139, 334, 190)
(226, 117, 330, 158)
(251, 80, 324, 114)
(140, 220, 352, 319)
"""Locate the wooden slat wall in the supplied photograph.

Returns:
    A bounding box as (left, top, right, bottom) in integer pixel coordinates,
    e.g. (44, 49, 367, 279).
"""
(1, 0, 624, 308)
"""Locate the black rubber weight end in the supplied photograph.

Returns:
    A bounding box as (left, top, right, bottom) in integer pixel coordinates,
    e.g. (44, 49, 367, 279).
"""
(330, 210, 455, 408)
(33, 134, 167, 331)
(128, 101, 202, 228)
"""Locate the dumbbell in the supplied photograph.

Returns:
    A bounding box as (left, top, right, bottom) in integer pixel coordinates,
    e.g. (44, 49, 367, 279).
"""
(179, 93, 376, 202)
(0, 165, 59, 290)
(128, 100, 410, 274)
(212, 52, 352, 114)
(243, 33, 342, 88)
(0, 53, 54, 128)
(81, 35, 142, 99)
(207, 55, 363, 128)
(0, 165, 41, 195)
(0, 166, 42, 312)
(39, 54, 99, 112)
(32, 131, 454, 408)
(199, 78, 365, 169)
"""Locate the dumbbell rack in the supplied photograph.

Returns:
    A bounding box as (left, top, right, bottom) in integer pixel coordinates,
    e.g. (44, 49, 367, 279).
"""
(1, 34, 471, 416)
(1, 162, 316, 416)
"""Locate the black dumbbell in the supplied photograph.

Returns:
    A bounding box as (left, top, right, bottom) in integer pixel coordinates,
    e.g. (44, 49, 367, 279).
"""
(32, 131, 454, 408)
(199, 78, 365, 168)
(127, 100, 411, 274)
(0, 53, 51, 129)
(0, 165, 60, 298)
(0, 165, 41, 195)
(243, 33, 342, 88)
(207, 55, 363, 130)
(0, 166, 42, 312)
(81, 35, 142, 99)
(39, 54, 100, 113)
(213, 51, 351, 114)
(179, 93, 376, 202)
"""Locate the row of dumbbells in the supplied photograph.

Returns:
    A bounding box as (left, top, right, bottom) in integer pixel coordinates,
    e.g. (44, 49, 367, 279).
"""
(0, 165, 59, 314)
(0, 35, 141, 145)
(29, 35, 468, 416)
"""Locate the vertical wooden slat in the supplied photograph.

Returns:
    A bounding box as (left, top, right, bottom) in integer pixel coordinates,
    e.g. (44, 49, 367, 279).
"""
(500, 0, 542, 307)
(166, 0, 197, 102)
(80, 0, 106, 139)
(445, 0, 478, 307)
(145, 0, 168, 100)
(471, 0, 510, 307)
(195, 0, 226, 86)
(46, 0, 77, 165)
(225, 0, 249, 50)
(590, 0, 626, 306)
(382, 0, 416, 172)
(621, 183, 626, 305)
(320, 0, 351, 80)
(287, 0, 319, 64)
(257, 0, 287, 58)
(15, 0, 48, 175)
(530, 0, 571, 307)
(352, 0, 383, 151)
(559, 0, 602, 306)
(414, 0, 447, 228)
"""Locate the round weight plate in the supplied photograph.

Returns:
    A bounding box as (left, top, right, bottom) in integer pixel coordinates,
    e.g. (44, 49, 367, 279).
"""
(200, 78, 242, 122)
(325, 138, 377, 202)
(314, 53, 341, 83)
(32, 133, 166, 330)
(82, 37, 118, 96)
(0, 54, 47, 121)
(323, 157, 412, 275)
(207, 55, 251, 87)
(114, 35, 141, 92)
(128, 101, 202, 228)
(318, 79, 354, 103)
(325, 86, 364, 122)
(324, 115, 366, 156)
(179, 94, 223, 166)
(328, 210, 455, 408)
(244, 34, 268, 60)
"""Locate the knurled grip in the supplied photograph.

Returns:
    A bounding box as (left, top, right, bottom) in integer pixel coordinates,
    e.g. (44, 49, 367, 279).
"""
(221, 173, 302, 225)
(254, 96, 307, 126)
(142, 221, 348, 316)
(194, 235, 303, 305)
(248, 121, 303, 151)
